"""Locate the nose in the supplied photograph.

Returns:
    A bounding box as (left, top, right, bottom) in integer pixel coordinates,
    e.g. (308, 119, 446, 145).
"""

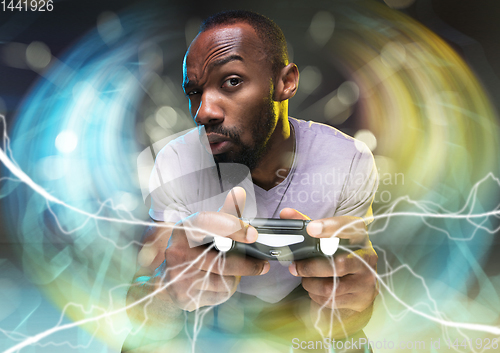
(194, 91, 224, 126)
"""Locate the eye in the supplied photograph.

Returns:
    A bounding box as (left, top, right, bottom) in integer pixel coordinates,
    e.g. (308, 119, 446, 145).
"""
(222, 77, 242, 88)
(187, 89, 200, 96)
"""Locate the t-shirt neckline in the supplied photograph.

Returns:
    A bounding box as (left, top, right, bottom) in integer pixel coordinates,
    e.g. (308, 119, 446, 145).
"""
(253, 117, 299, 197)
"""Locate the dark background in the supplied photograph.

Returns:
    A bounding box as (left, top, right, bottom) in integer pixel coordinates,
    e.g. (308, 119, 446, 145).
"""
(1, 0, 500, 120)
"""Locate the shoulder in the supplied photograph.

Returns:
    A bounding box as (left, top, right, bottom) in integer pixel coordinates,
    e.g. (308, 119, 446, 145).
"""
(291, 117, 350, 138)
(290, 117, 372, 159)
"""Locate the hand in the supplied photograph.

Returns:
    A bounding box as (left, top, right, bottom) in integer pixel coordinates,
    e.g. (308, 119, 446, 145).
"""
(137, 222, 175, 274)
(162, 187, 270, 311)
(280, 208, 378, 313)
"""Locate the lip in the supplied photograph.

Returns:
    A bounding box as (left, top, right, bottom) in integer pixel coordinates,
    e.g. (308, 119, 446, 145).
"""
(206, 133, 232, 155)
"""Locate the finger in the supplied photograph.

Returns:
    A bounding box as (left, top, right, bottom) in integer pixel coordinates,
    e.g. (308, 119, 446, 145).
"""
(279, 207, 311, 220)
(291, 247, 377, 278)
(165, 231, 269, 276)
(183, 211, 258, 244)
(164, 233, 208, 271)
(137, 222, 175, 268)
(180, 186, 250, 245)
(333, 247, 378, 277)
(290, 257, 337, 278)
(303, 275, 363, 298)
(307, 216, 367, 245)
(198, 251, 270, 276)
(302, 277, 340, 298)
(218, 186, 258, 243)
(336, 253, 363, 277)
(189, 272, 238, 293)
(303, 267, 378, 312)
(308, 292, 357, 310)
(308, 292, 341, 309)
(170, 270, 238, 293)
(309, 289, 375, 311)
(219, 186, 246, 217)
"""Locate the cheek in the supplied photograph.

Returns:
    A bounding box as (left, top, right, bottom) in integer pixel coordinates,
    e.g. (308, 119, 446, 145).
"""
(225, 82, 273, 137)
(234, 110, 264, 145)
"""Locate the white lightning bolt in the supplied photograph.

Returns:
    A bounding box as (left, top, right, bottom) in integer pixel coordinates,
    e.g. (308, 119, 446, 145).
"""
(1, 113, 500, 352)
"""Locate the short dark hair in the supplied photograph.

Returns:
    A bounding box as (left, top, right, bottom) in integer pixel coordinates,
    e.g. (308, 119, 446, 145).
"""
(200, 10, 289, 77)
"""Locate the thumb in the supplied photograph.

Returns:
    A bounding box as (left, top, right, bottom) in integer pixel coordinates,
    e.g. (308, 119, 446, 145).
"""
(219, 186, 246, 217)
(279, 207, 310, 220)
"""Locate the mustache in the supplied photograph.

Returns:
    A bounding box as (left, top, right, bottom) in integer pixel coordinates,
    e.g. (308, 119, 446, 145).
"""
(204, 124, 241, 143)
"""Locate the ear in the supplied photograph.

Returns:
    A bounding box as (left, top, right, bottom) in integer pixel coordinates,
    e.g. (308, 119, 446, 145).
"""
(273, 63, 299, 101)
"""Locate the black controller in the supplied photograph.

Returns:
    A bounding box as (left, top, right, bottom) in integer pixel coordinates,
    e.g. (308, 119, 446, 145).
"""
(213, 218, 341, 260)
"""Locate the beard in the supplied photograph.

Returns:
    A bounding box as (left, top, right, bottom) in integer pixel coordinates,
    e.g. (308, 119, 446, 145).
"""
(206, 97, 276, 171)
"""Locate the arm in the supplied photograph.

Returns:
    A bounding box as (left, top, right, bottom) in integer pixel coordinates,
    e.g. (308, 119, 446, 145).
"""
(124, 188, 270, 345)
(125, 222, 184, 344)
(302, 224, 378, 339)
(299, 142, 379, 338)
(280, 210, 378, 339)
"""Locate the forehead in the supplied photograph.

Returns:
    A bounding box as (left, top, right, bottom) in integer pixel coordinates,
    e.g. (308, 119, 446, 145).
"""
(183, 23, 267, 79)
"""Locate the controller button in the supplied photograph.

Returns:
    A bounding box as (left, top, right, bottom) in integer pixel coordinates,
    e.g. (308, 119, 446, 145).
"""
(214, 236, 233, 252)
(269, 250, 282, 257)
(319, 237, 340, 255)
(257, 234, 304, 247)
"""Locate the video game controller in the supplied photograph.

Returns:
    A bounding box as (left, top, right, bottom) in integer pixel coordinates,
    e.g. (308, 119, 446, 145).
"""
(213, 218, 341, 260)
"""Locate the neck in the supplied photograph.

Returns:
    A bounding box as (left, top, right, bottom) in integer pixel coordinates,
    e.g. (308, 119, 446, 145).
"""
(251, 116, 295, 191)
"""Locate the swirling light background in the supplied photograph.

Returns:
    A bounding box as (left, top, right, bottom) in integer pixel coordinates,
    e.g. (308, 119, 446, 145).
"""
(0, 0, 499, 351)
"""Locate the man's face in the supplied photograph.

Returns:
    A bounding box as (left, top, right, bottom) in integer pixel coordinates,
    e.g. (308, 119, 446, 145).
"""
(183, 23, 278, 170)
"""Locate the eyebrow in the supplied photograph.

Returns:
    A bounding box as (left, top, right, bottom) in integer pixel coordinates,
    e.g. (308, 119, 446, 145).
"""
(210, 54, 244, 68)
(183, 54, 244, 91)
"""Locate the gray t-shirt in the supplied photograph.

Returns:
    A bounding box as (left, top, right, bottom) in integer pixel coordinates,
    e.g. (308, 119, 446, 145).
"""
(148, 117, 378, 302)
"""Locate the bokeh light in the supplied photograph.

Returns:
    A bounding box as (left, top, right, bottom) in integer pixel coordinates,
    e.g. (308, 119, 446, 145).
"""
(308, 10, 335, 47)
(354, 129, 377, 151)
(298, 66, 322, 94)
(55, 131, 78, 154)
(26, 41, 52, 70)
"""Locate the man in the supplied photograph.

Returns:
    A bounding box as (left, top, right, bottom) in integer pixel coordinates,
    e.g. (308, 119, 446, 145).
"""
(124, 10, 378, 352)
